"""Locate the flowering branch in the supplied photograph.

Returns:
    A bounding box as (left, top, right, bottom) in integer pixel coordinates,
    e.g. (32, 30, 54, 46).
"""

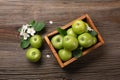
(18, 20, 45, 49)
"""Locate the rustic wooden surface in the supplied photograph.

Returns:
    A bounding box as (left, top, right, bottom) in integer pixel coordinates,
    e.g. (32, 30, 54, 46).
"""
(0, 0, 120, 80)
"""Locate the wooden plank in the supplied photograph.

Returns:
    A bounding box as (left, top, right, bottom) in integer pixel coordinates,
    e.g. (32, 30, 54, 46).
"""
(0, 0, 120, 80)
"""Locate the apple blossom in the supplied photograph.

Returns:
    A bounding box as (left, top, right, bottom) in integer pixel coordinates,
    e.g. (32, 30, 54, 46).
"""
(22, 32, 30, 40)
(20, 24, 31, 36)
(27, 27, 36, 36)
(86, 24, 93, 31)
(49, 20, 53, 24)
(46, 54, 51, 58)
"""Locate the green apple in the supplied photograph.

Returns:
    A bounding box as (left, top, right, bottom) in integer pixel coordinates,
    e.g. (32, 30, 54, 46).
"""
(26, 48, 41, 62)
(51, 34, 63, 49)
(84, 22, 89, 32)
(58, 49, 72, 61)
(30, 35, 42, 48)
(92, 36, 97, 45)
(84, 22, 89, 27)
(67, 28, 77, 37)
(78, 33, 93, 48)
(63, 35, 78, 51)
(72, 20, 87, 34)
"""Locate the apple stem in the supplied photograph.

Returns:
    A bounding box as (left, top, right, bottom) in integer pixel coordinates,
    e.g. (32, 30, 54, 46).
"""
(77, 23, 80, 26)
(57, 38, 61, 42)
(34, 38, 37, 41)
(32, 52, 36, 56)
(81, 37, 84, 41)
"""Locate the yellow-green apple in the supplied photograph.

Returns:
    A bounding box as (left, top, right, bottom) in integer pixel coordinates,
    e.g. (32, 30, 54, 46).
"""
(72, 20, 87, 34)
(30, 35, 42, 48)
(67, 28, 77, 37)
(26, 48, 41, 62)
(78, 33, 93, 48)
(63, 35, 78, 51)
(51, 34, 63, 49)
(58, 49, 72, 61)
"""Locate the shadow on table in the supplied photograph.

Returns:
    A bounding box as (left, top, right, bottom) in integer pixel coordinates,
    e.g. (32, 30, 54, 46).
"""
(63, 44, 106, 73)
(27, 55, 43, 68)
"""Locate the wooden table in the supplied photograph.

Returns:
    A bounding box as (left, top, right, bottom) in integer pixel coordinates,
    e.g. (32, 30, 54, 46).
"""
(0, 0, 120, 80)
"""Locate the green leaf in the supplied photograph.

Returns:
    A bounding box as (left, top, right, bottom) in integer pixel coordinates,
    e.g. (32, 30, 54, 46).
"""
(32, 21, 38, 28)
(80, 46, 83, 50)
(57, 27, 67, 36)
(73, 48, 82, 58)
(29, 20, 36, 26)
(20, 39, 30, 49)
(18, 28, 21, 32)
(88, 30, 98, 37)
(34, 22, 45, 32)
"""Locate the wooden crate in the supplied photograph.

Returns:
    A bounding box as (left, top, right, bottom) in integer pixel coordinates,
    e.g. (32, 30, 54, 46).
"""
(44, 14, 104, 68)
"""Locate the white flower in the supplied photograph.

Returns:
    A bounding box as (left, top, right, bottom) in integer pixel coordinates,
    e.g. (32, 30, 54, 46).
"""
(20, 24, 30, 36)
(46, 54, 51, 58)
(20, 29, 24, 36)
(86, 24, 93, 31)
(49, 20, 53, 24)
(22, 24, 28, 32)
(22, 32, 30, 40)
(25, 24, 32, 27)
(87, 26, 93, 31)
(19, 24, 32, 40)
(27, 27, 36, 36)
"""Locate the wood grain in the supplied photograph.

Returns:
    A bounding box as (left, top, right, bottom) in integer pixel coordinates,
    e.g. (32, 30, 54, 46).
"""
(0, 0, 120, 80)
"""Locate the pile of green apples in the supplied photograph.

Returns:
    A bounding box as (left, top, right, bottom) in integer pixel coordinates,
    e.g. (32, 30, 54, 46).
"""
(26, 35, 43, 62)
(51, 20, 97, 62)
